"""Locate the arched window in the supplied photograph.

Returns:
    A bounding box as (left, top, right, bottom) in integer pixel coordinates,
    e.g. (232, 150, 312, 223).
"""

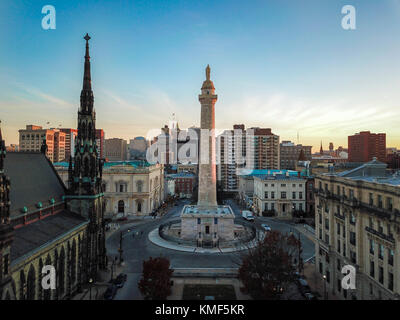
(58, 247, 65, 295)
(38, 259, 43, 300)
(118, 200, 125, 213)
(44, 255, 51, 300)
(19, 270, 26, 300)
(27, 265, 36, 300)
(71, 240, 77, 284)
(137, 201, 142, 213)
(136, 180, 143, 193)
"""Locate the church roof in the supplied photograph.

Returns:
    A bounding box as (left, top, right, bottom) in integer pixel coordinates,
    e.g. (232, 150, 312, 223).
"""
(4, 152, 66, 217)
(10, 210, 87, 264)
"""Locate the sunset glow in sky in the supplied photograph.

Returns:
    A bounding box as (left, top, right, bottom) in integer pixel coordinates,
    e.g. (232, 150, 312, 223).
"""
(1, 0, 400, 152)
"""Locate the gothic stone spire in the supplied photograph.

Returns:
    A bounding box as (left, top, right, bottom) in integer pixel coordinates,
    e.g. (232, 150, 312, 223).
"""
(69, 34, 102, 195)
(80, 33, 94, 114)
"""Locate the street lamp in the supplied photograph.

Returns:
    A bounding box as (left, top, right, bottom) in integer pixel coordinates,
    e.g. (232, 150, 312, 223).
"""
(119, 229, 130, 264)
(110, 256, 117, 282)
(89, 278, 93, 300)
(322, 275, 327, 300)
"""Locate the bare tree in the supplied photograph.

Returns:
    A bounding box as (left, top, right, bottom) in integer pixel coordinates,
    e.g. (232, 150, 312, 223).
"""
(236, 230, 302, 300)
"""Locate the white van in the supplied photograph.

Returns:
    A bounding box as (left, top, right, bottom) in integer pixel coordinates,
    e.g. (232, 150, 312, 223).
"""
(242, 210, 255, 221)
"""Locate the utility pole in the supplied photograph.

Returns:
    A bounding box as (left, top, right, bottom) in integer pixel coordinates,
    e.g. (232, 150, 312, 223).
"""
(118, 231, 123, 264)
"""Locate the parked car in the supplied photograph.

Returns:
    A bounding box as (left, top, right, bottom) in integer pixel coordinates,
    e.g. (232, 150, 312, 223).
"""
(304, 292, 317, 300)
(113, 273, 127, 288)
(261, 224, 271, 232)
(297, 278, 312, 295)
(103, 284, 117, 300)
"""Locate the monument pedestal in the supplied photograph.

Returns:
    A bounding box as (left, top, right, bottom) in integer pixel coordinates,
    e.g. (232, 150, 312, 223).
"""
(180, 205, 235, 246)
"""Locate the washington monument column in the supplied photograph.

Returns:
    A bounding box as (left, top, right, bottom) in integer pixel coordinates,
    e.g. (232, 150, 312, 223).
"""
(198, 65, 218, 207)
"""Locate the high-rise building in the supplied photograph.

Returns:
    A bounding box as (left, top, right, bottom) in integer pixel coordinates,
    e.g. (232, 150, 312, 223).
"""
(18, 125, 66, 162)
(60, 128, 104, 160)
(280, 141, 312, 170)
(217, 124, 246, 192)
(248, 127, 280, 170)
(96, 129, 105, 159)
(105, 138, 127, 161)
(348, 131, 386, 163)
(217, 125, 280, 192)
(128, 136, 149, 160)
(60, 128, 78, 160)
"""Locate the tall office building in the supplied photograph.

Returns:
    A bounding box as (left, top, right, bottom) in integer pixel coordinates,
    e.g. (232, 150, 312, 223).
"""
(217, 125, 280, 192)
(105, 138, 127, 161)
(348, 131, 386, 163)
(19, 125, 66, 162)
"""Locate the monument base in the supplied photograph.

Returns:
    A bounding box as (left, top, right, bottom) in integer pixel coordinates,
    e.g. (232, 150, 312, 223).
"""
(180, 205, 235, 247)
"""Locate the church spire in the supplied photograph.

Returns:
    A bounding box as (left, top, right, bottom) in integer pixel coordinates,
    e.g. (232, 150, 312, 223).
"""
(0, 122, 11, 225)
(0, 121, 5, 173)
(83, 33, 91, 91)
(80, 33, 94, 114)
(320, 141, 323, 155)
(69, 34, 101, 196)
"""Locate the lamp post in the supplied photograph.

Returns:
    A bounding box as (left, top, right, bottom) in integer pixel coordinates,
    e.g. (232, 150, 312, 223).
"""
(323, 275, 327, 300)
(119, 229, 130, 264)
(110, 256, 117, 282)
(89, 278, 93, 300)
(289, 230, 302, 274)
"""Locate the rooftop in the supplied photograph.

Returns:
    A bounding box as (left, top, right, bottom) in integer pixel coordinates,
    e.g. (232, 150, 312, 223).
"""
(254, 174, 306, 181)
(54, 159, 153, 169)
(323, 158, 400, 186)
(11, 210, 87, 264)
(5, 152, 66, 216)
(181, 205, 234, 216)
(167, 173, 196, 179)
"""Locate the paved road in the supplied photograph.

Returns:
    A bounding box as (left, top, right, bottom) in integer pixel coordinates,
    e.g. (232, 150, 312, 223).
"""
(106, 199, 315, 300)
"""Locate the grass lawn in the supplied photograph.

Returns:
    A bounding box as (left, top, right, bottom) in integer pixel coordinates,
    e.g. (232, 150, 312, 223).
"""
(182, 284, 237, 300)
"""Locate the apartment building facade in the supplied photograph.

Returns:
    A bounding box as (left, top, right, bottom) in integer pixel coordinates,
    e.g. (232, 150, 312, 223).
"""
(314, 159, 400, 300)
(253, 173, 306, 219)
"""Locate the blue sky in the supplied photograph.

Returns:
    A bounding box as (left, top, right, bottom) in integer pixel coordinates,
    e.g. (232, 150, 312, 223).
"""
(1, 0, 400, 151)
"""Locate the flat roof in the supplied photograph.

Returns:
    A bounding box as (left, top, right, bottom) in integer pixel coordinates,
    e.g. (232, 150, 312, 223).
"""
(181, 205, 234, 216)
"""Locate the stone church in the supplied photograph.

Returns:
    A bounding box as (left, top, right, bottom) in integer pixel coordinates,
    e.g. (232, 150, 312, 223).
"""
(0, 34, 107, 300)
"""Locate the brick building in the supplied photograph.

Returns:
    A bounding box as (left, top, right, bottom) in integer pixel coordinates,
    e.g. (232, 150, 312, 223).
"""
(348, 131, 386, 163)
(280, 140, 312, 170)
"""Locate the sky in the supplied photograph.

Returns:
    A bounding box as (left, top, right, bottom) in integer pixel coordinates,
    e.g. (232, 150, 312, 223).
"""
(1, 0, 400, 152)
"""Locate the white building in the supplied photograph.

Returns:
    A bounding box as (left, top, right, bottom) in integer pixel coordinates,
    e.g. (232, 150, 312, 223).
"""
(253, 173, 306, 219)
(54, 160, 164, 218)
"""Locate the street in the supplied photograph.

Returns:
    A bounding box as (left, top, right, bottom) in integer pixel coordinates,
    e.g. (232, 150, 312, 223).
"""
(106, 198, 315, 300)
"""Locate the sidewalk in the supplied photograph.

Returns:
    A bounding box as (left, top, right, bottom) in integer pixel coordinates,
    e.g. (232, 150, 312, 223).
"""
(148, 229, 260, 253)
(303, 262, 339, 300)
(71, 260, 126, 300)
